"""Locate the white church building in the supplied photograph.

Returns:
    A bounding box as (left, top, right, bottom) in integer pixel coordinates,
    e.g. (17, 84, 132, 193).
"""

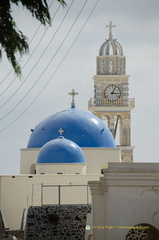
(0, 22, 159, 240)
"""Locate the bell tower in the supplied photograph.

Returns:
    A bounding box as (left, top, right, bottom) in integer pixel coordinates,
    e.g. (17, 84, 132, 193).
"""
(88, 21, 135, 162)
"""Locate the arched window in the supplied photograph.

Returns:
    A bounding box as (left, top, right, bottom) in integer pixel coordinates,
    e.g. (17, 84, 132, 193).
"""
(125, 223, 159, 240)
(101, 114, 111, 129)
(30, 164, 36, 174)
(114, 114, 123, 146)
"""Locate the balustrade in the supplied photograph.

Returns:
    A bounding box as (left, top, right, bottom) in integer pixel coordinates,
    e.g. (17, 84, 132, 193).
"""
(88, 98, 135, 107)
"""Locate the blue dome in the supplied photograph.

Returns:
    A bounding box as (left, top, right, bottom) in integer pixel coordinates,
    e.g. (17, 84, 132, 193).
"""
(27, 107, 115, 148)
(37, 136, 86, 164)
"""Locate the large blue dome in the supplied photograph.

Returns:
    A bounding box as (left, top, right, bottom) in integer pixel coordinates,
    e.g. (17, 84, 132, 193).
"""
(37, 136, 86, 164)
(27, 107, 115, 148)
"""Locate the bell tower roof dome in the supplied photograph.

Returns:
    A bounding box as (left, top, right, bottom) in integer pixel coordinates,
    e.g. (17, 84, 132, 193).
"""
(99, 39, 123, 56)
(99, 21, 123, 56)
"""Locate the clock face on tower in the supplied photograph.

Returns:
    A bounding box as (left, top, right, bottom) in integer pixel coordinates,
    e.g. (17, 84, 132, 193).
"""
(104, 85, 121, 101)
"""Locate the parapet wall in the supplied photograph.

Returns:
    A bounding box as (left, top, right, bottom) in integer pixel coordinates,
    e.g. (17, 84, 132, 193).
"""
(0, 211, 24, 239)
(25, 205, 91, 240)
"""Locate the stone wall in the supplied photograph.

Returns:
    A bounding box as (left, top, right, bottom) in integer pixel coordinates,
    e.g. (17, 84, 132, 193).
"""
(25, 205, 91, 240)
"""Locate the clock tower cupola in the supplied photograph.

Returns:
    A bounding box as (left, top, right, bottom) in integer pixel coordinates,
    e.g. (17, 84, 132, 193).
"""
(97, 21, 125, 76)
(88, 21, 135, 162)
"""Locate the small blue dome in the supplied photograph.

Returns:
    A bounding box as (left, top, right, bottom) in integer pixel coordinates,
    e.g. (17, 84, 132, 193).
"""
(37, 136, 86, 164)
(27, 107, 115, 148)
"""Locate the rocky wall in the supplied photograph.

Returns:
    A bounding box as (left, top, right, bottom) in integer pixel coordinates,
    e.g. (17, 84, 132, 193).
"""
(25, 205, 91, 240)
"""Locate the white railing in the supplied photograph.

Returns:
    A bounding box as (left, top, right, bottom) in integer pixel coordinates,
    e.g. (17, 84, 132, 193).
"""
(88, 97, 135, 108)
(41, 184, 90, 205)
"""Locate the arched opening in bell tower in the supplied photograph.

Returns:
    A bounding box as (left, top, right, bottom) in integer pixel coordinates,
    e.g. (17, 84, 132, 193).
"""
(101, 113, 114, 139)
(101, 114, 111, 129)
(114, 114, 123, 146)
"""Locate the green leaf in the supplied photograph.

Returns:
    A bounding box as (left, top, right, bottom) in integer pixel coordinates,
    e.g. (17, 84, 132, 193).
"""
(0, 0, 66, 77)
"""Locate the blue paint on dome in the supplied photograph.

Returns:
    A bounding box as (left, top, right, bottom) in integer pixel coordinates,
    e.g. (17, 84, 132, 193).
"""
(37, 136, 86, 164)
(27, 107, 115, 148)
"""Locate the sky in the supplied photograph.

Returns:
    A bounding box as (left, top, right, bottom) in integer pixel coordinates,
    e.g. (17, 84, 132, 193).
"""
(0, 0, 159, 174)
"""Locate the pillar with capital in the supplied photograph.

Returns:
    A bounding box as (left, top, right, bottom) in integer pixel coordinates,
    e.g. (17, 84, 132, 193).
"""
(120, 119, 131, 146)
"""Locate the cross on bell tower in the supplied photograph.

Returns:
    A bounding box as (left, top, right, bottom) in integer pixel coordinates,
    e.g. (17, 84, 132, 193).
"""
(68, 89, 78, 107)
(106, 21, 116, 39)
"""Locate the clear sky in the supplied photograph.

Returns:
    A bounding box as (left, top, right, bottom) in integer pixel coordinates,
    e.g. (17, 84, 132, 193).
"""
(0, 0, 159, 174)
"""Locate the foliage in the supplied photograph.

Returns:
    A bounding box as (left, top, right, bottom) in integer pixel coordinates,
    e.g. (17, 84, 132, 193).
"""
(0, 0, 66, 76)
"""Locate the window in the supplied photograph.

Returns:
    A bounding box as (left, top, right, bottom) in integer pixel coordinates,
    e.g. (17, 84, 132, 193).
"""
(56, 171, 64, 174)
